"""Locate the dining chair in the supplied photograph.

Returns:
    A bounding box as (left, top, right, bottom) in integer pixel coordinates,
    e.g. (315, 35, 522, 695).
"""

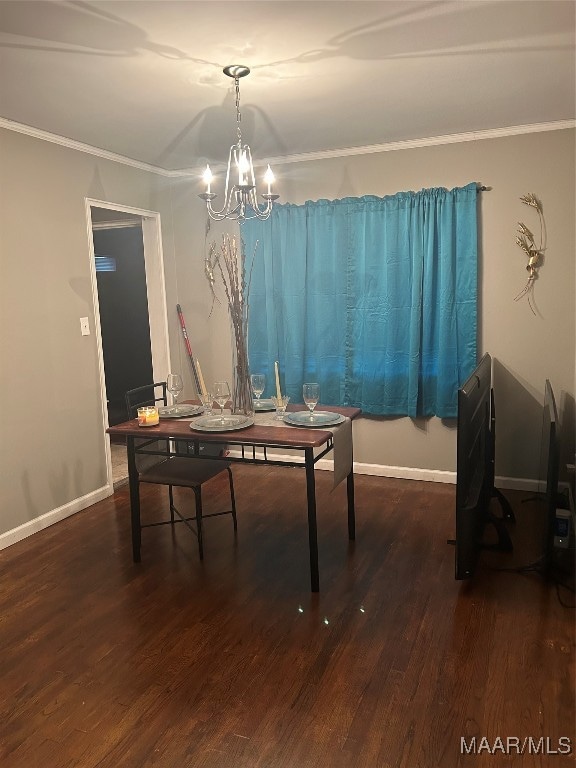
(124, 382, 237, 560)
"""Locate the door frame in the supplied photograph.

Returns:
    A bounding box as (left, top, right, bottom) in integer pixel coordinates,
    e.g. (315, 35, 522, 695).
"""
(85, 198, 171, 490)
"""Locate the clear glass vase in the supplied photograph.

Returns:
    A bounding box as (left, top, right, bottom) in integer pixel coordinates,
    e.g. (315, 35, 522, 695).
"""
(231, 320, 254, 418)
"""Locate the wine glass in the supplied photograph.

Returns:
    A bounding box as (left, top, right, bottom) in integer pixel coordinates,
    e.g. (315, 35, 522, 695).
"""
(213, 381, 231, 422)
(303, 383, 320, 421)
(166, 373, 183, 407)
(250, 373, 266, 404)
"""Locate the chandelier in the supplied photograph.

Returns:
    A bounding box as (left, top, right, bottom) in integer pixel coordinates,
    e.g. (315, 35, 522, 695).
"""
(199, 65, 279, 223)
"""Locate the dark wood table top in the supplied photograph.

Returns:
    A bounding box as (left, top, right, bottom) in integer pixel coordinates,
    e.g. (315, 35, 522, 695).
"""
(107, 403, 361, 449)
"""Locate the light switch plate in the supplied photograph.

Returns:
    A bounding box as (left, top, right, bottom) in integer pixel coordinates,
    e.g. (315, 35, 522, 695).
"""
(80, 317, 90, 336)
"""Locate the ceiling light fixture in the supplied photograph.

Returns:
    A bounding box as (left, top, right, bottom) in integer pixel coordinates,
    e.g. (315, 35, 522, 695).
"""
(199, 65, 278, 223)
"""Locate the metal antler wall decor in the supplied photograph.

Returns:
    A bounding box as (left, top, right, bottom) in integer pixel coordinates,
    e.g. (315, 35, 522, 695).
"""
(514, 193, 546, 315)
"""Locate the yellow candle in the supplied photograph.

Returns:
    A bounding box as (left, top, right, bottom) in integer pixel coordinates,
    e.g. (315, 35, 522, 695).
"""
(137, 406, 159, 426)
(196, 359, 207, 396)
(274, 361, 282, 400)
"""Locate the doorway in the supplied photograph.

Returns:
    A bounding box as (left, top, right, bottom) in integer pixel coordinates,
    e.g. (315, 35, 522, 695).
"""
(92, 220, 153, 427)
(86, 200, 171, 490)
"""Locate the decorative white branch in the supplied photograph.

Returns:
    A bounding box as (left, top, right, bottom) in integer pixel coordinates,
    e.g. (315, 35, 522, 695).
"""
(205, 232, 257, 415)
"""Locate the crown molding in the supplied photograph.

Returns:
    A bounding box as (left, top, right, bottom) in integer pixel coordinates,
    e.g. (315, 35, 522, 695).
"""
(172, 120, 576, 174)
(2, 116, 574, 177)
(0, 117, 172, 176)
(231, 120, 576, 170)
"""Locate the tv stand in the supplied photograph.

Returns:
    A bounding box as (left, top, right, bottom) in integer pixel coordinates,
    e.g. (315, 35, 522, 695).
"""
(482, 509, 514, 552)
(493, 487, 516, 522)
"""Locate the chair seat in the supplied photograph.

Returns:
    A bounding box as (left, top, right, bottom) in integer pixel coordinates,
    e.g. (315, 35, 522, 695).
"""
(139, 457, 231, 488)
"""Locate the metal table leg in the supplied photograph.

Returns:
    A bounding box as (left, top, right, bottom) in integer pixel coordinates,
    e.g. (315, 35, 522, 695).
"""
(304, 447, 319, 592)
(347, 469, 356, 541)
(126, 436, 141, 562)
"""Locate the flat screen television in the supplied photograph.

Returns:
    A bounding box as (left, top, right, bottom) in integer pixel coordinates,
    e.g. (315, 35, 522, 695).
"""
(454, 353, 514, 579)
(540, 379, 561, 573)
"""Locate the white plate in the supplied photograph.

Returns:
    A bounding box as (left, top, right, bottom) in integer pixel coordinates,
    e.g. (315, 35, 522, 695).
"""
(253, 398, 275, 412)
(283, 411, 346, 428)
(158, 404, 204, 418)
(189, 414, 254, 432)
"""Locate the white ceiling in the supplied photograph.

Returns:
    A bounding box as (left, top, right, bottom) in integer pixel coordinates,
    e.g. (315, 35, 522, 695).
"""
(1, 0, 574, 173)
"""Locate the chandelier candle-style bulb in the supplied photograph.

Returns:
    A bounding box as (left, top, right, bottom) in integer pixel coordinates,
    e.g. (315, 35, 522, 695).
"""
(202, 165, 213, 195)
(199, 65, 279, 222)
(264, 165, 275, 196)
(238, 151, 250, 186)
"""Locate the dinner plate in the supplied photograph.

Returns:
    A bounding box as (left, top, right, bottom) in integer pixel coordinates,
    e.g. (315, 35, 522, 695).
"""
(253, 398, 275, 412)
(158, 404, 204, 418)
(189, 414, 254, 432)
(283, 411, 346, 428)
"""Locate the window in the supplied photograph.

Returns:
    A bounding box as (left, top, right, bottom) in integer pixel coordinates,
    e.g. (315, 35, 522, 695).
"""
(94, 255, 117, 272)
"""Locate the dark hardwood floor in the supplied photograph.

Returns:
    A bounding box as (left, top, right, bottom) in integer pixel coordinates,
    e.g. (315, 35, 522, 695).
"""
(0, 465, 574, 768)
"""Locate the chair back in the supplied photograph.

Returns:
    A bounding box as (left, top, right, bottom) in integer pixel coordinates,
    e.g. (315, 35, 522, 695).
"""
(125, 382, 168, 418)
(125, 382, 169, 473)
(124, 383, 227, 465)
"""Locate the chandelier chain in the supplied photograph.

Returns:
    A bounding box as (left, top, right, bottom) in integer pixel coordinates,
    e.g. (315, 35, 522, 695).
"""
(235, 77, 242, 144)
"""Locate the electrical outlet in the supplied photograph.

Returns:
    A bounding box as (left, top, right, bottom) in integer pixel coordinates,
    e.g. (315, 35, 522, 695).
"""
(80, 317, 90, 336)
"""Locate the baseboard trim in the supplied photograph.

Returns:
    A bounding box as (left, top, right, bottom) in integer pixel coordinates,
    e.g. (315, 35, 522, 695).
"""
(1, 463, 559, 552)
(350, 461, 456, 484)
(0, 485, 113, 551)
(493, 476, 538, 493)
(227, 449, 544, 491)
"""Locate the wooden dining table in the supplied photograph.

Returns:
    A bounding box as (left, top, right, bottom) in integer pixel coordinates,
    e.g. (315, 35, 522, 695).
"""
(107, 402, 361, 592)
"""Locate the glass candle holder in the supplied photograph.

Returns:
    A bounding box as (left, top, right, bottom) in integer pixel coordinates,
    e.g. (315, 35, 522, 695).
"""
(271, 395, 290, 420)
(199, 391, 214, 415)
(137, 406, 159, 426)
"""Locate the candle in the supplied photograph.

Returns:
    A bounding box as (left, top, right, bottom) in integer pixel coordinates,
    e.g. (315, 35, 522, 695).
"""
(137, 406, 159, 426)
(196, 358, 207, 396)
(274, 361, 282, 400)
(264, 164, 275, 196)
(202, 164, 213, 194)
(238, 150, 249, 186)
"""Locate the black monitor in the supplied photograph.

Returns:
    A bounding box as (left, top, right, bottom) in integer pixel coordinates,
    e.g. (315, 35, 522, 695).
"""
(541, 379, 560, 573)
(454, 354, 514, 579)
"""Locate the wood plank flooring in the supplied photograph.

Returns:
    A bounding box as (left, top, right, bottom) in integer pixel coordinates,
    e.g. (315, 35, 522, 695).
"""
(0, 465, 574, 768)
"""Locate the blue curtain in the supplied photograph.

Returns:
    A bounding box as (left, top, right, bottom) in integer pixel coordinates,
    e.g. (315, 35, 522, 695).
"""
(242, 183, 477, 417)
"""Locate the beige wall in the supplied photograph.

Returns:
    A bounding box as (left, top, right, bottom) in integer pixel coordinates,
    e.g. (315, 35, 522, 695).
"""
(1, 125, 574, 545)
(171, 129, 575, 484)
(0, 129, 175, 538)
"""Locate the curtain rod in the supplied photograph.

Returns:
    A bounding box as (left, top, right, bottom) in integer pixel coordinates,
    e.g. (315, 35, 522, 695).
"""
(477, 184, 491, 192)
